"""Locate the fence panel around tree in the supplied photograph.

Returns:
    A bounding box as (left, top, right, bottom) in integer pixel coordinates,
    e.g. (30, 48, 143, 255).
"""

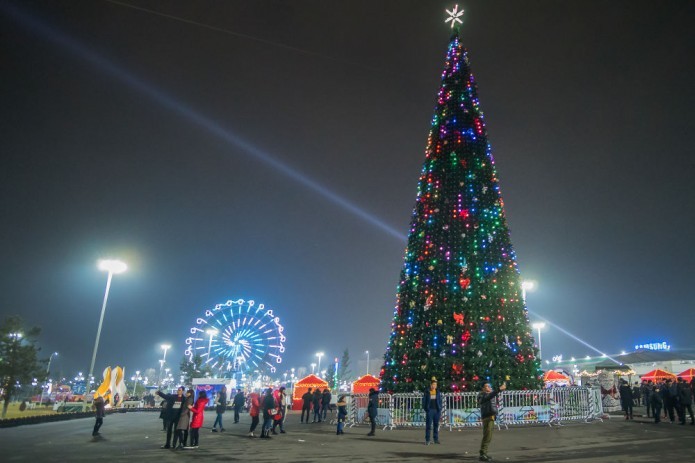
(346, 388, 603, 430)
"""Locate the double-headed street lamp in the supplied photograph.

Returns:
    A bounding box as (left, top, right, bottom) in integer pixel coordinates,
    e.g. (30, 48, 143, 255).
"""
(365, 350, 370, 375)
(131, 370, 143, 396)
(86, 259, 126, 409)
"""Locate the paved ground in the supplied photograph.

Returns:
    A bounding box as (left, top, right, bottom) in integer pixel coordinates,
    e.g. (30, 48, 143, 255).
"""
(2, 409, 694, 462)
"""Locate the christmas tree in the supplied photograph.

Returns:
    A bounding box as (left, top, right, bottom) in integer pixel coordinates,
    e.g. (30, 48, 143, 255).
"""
(380, 7, 542, 392)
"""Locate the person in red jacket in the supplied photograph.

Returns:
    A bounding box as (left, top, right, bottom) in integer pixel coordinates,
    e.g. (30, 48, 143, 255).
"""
(247, 391, 261, 437)
(185, 391, 208, 449)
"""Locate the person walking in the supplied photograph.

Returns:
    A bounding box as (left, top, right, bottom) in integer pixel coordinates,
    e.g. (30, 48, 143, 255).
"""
(247, 391, 261, 437)
(156, 387, 186, 449)
(366, 387, 379, 436)
(173, 388, 194, 449)
(423, 377, 443, 445)
(301, 388, 313, 423)
(336, 395, 348, 435)
(663, 378, 677, 422)
(92, 393, 105, 437)
(272, 386, 287, 434)
(321, 388, 332, 421)
(677, 378, 694, 425)
(618, 380, 633, 420)
(260, 388, 276, 439)
(212, 386, 227, 432)
(478, 381, 507, 462)
(632, 381, 641, 406)
(232, 389, 245, 424)
(651, 384, 663, 424)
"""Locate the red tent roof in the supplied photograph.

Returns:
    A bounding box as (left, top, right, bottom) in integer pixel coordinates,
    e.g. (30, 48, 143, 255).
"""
(353, 374, 380, 386)
(543, 370, 570, 381)
(677, 368, 695, 381)
(640, 369, 677, 381)
(293, 374, 328, 387)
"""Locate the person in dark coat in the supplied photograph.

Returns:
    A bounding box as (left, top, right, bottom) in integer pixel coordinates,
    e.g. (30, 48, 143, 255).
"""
(212, 386, 227, 432)
(312, 389, 322, 423)
(478, 381, 507, 462)
(662, 378, 677, 422)
(92, 393, 106, 437)
(336, 395, 348, 435)
(422, 377, 443, 445)
(618, 380, 633, 420)
(631, 381, 641, 406)
(301, 388, 313, 423)
(321, 388, 332, 421)
(650, 384, 663, 423)
(677, 378, 694, 425)
(366, 388, 379, 436)
(232, 389, 245, 424)
(260, 388, 276, 439)
(156, 387, 186, 449)
(640, 381, 653, 418)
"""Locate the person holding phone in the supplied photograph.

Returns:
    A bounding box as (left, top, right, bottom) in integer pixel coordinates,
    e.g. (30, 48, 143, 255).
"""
(477, 381, 507, 462)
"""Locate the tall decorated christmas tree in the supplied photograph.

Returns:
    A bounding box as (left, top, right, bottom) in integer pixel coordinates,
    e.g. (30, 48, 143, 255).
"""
(381, 6, 542, 392)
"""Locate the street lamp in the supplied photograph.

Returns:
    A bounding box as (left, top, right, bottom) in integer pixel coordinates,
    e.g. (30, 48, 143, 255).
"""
(365, 350, 370, 375)
(41, 352, 58, 405)
(159, 343, 171, 386)
(310, 363, 316, 374)
(86, 259, 126, 409)
(205, 329, 218, 359)
(532, 322, 546, 360)
(521, 280, 536, 304)
(131, 370, 142, 396)
(316, 352, 324, 377)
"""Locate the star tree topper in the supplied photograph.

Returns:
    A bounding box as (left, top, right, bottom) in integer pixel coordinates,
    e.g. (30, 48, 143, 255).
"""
(445, 4, 464, 29)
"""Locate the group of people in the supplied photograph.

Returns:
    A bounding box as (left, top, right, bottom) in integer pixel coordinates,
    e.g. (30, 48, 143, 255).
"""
(92, 379, 508, 461)
(300, 387, 333, 423)
(620, 377, 695, 425)
(156, 387, 209, 449)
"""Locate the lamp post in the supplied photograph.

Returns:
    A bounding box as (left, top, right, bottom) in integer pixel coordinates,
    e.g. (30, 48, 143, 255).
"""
(159, 344, 171, 386)
(131, 370, 142, 396)
(521, 280, 535, 304)
(311, 363, 316, 374)
(41, 352, 58, 405)
(532, 322, 546, 361)
(205, 329, 218, 359)
(365, 350, 370, 376)
(316, 352, 324, 377)
(86, 259, 126, 410)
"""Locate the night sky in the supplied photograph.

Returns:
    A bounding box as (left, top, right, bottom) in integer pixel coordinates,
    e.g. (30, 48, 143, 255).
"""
(1, 0, 694, 381)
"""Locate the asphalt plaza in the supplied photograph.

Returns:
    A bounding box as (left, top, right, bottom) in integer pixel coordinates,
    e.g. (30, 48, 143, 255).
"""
(2, 409, 694, 462)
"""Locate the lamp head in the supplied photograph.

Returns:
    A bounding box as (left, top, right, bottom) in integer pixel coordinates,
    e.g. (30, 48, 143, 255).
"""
(98, 259, 127, 274)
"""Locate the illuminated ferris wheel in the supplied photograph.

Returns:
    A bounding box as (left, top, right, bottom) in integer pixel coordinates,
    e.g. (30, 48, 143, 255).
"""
(184, 298, 285, 376)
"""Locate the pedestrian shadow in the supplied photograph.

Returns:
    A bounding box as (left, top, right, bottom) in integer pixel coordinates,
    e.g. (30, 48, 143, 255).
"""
(390, 451, 464, 460)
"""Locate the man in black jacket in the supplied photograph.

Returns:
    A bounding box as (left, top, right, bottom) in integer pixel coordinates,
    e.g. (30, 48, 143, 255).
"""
(232, 389, 245, 424)
(156, 387, 185, 449)
(677, 378, 694, 425)
(301, 388, 313, 423)
(618, 380, 633, 420)
(478, 381, 506, 462)
(366, 388, 379, 436)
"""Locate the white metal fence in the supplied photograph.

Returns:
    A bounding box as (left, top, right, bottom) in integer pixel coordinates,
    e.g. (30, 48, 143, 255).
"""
(346, 387, 603, 430)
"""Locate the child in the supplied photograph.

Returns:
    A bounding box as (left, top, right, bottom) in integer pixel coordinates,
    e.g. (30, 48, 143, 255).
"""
(185, 391, 208, 449)
(336, 395, 348, 435)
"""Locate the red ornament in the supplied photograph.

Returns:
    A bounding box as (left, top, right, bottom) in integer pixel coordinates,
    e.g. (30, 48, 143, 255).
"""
(459, 277, 471, 289)
(453, 312, 464, 325)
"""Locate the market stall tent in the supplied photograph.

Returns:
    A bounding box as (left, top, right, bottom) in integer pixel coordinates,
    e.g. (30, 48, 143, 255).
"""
(640, 369, 677, 381)
(351, 374, 380, 394)
(543, 370, 571, 386)
(291, 374, 328, 410)
(676, 368, 695, 381)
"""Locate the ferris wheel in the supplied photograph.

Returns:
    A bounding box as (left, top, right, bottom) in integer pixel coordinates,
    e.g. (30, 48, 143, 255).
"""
(184, 298, 285, 376)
